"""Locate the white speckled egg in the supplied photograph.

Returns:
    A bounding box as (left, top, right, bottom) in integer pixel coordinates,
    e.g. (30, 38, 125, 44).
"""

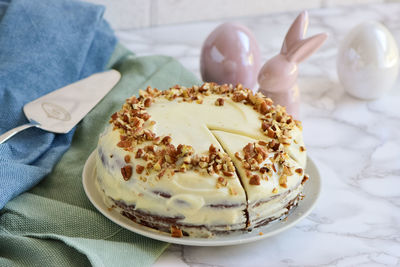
(337, 21, 399, 100)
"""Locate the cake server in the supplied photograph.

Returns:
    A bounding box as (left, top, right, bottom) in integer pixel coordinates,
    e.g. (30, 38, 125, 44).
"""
(0, 69, 121, 144)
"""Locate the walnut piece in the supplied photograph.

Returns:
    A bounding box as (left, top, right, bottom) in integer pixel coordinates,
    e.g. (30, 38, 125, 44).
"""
(121, 165, 133, 181)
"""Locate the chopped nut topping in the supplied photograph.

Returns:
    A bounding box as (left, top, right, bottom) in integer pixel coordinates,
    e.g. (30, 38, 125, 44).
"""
(282, 165, 293, 176)
(279, 174, 288, 188)
(243, 143, 254, 154)
(153, 161, 161, 171)
(295, 168, 303, 175)
(135, 148, 143, 159)
(141, 113, 150, 121)
(232, 91, 246, 102)
(109, 82, 305, 188)
(259, 165, 273, 177)
(300, 146, 306, 152)
(161, 136, 172, 145)
(271, 163, 277, 172)
(209, 144, 217, 154)
(301, 174, 309, 185)
(144, 98, 152, 107)
(136, 165, 145, 174)
(117, 140, 132, 148)
(144, 145, 155, 153)
(128, 96, 138, 104)
(158, 169, 166, 179)
(259, 101, 269, 114)
(132, 117, 142, 127)
(183, 156, 191, 164)
(124, 155, 131, 163)
(261, 121, 268, 131)
(258, 140, 267, 146)
(222, 171, 234, 177)
(272, 188, 278, 194)
(243, 162, 251, 170)
(216, 177, 228, 188)
(234, 152, 242, 160)
(144, 130, 155, 140)
(268, 140, 280, 151)
(229, 187, 238, 195)
(121, 165, 133, 181)
(199, 161, 208, 169)
(146, 162, 153, 169)
(266, 128, 275, 138)
(249, 175, 261, 185)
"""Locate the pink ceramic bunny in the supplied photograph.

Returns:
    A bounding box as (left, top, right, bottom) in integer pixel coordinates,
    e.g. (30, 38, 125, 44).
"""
(258, 11, 328, 119)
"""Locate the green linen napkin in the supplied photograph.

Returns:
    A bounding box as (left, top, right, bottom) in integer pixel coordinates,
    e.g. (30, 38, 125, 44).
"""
(0, 44, 201, 267)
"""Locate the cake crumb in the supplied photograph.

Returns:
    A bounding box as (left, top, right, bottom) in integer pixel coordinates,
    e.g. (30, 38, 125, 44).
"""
(215, 98, 224, 106)
(170, 226, 183, 238)
(107, 205, 116, 212)
(229, 187, 238, 196)
(259, 232, 264, 236)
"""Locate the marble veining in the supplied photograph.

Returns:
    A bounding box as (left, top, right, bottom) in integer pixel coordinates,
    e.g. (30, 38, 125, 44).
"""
(115, 3, 400, 266)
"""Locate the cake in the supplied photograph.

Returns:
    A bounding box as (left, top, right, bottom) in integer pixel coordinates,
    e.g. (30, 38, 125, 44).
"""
(95, 83, 309, 238)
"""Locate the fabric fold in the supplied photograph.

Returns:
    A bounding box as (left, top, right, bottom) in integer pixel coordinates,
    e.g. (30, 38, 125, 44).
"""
(0, 0, 117, 208)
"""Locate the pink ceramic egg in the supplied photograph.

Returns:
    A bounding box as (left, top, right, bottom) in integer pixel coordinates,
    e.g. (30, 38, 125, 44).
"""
(200, 22, 261, 91)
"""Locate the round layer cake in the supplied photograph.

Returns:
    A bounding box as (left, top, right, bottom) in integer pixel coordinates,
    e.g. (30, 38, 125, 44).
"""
(95, 83, 309, 238)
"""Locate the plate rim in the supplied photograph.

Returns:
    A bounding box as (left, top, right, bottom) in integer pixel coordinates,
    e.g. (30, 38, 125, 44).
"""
(82, 150, 321, 246)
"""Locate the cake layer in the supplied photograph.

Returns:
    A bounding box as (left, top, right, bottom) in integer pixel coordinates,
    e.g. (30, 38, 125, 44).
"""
(110, 198, 246, 238)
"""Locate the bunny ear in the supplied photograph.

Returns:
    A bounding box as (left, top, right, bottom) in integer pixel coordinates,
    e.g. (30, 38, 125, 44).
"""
(286, 33, 328, 63)
(280, 11, 309, 55)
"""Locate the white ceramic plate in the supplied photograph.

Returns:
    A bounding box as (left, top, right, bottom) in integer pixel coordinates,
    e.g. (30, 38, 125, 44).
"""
(82, 151, 321, 246)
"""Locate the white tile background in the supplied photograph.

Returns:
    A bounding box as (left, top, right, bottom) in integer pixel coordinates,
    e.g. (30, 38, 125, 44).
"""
(83, 0, 395, 30)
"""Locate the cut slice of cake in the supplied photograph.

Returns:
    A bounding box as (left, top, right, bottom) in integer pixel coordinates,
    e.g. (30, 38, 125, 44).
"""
(212, 130, 307, 228)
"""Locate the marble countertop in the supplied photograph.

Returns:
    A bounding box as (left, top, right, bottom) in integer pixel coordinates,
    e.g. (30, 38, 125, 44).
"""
(116, 3, 400, 266)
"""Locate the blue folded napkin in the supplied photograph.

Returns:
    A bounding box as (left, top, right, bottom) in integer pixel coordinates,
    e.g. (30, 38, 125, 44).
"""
(0, 0, 117, 209)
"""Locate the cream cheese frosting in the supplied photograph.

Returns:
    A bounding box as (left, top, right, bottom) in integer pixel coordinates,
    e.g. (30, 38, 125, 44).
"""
(96, 127, 247, 235)
(95, 83, 308, 238)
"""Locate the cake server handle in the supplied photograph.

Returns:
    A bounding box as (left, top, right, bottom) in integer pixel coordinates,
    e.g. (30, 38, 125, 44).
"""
(0, 121, 40, 144)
